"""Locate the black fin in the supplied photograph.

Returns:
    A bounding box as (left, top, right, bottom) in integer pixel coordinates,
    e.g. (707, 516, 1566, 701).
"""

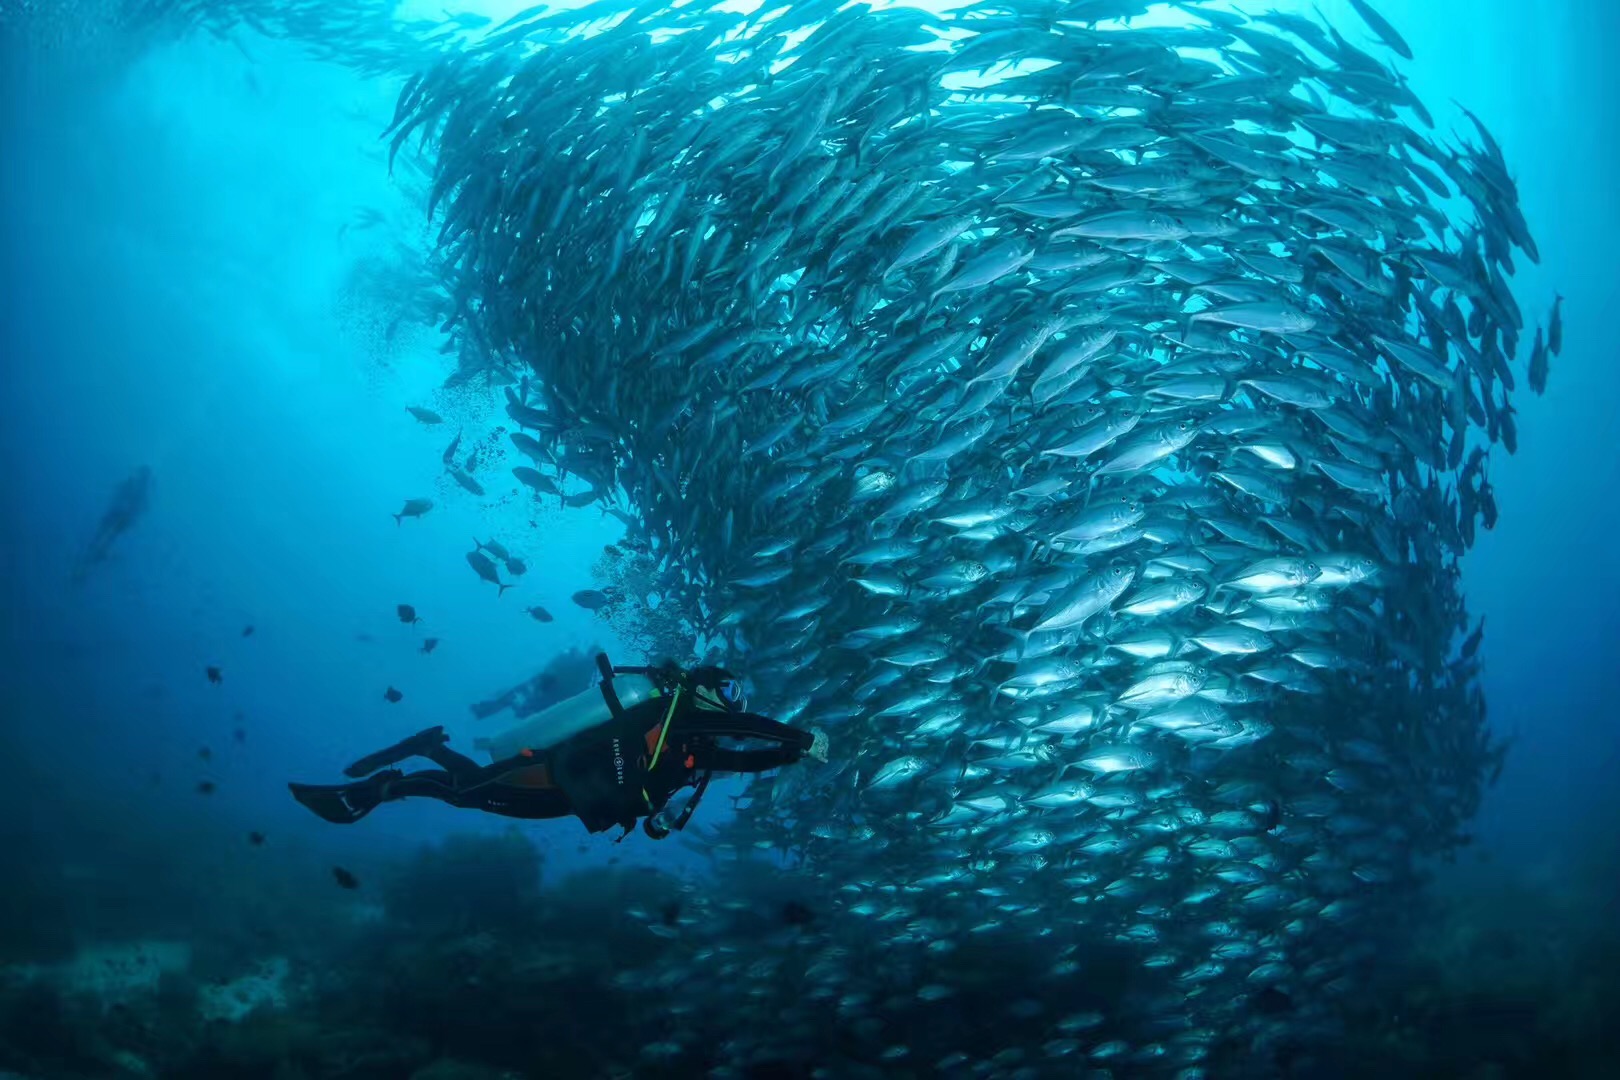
(289, 774, 398, 825)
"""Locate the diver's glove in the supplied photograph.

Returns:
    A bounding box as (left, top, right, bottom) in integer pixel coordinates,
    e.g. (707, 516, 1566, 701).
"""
(807, 728, 829, 764)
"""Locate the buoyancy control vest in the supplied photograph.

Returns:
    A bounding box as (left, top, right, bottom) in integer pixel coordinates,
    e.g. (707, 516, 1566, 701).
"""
(474, 654, 721, 835)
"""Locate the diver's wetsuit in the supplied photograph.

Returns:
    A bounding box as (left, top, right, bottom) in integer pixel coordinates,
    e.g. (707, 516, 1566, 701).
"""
(290, 694, 814, 833)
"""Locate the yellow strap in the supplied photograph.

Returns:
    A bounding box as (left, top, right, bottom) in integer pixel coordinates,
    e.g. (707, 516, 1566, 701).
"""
(643, 687, 682, 808)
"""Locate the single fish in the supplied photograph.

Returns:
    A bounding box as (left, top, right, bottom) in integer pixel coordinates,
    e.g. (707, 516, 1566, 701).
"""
(572, 589, 611, 610)
(866, 755, 928, 790)
(467, 551, 512, 597)
(441, 428, 464, 469)
(449, 468, 486, 496)
(1348, 0, 1414, 59)
(513, 467, 561, 498)
(393, 498, 434, 525)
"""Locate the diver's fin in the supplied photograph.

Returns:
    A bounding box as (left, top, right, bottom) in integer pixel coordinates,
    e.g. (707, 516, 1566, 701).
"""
(288, 771, 400, 825)
(343, 726, 448, 778)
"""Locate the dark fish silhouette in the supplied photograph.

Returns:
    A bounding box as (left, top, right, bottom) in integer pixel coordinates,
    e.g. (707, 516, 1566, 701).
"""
(406, 406, 443, 424)
(206, 666, 223, 684)
(248, 831, 266, 847)
(242, 625, 255, 637)
(392, 498, 434, 525)
(397, 604, 420, 625)
(572, 589, 610, 610)
(513, 466, 561, 498)
(196, 781, 216, 795)
(466, 551, 512, 596)
(524, 606, 553, 623)
(449, 467, 485, 496)
(383, 686, 403, 703)
(71, 465, 153, 585)
(421, 638, 440, 655)
(332, 866, 360, 889)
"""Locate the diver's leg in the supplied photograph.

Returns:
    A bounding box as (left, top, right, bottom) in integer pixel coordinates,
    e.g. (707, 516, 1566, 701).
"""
(453, 786, 576, 820)
(418, 742, 486, 780)
(343, 726, 451, 778)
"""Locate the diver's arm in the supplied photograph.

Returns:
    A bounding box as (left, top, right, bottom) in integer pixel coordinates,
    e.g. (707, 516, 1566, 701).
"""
(678, 711, 815, 747)
(694, 744, 806, 774)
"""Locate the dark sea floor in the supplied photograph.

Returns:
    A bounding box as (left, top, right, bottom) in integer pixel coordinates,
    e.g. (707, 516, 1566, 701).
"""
(3, 826, 1616, 1080)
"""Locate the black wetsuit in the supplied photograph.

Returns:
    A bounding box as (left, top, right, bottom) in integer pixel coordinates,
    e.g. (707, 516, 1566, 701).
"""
(290, 693, 813, 834)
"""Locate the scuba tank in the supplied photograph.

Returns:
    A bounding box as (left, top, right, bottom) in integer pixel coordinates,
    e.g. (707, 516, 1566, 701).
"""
(475, 668, 659, 761)
(473, 652, 741, 838)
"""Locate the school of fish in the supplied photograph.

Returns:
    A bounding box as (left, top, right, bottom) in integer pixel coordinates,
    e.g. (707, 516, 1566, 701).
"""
(366, 0, 1559, 1073)
(44, 0, 1561, 1074)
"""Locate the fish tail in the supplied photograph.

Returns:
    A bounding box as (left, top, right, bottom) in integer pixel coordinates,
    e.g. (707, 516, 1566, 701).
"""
(393, 514, 403, 526)
(497, 583, 512, 598)
(1008, 626, 1033, 661)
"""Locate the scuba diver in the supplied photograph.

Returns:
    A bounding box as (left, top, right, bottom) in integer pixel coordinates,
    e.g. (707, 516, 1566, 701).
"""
(289, 654, 828, 840)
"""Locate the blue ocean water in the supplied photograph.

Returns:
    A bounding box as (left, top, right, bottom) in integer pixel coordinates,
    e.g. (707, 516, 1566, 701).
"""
(1, 1, 1616, 1076)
